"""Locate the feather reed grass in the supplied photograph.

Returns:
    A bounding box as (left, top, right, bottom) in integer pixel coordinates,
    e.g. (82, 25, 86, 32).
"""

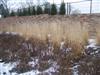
(0, 15, 89, 54)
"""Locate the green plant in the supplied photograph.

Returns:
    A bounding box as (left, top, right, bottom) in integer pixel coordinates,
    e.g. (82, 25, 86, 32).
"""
(22, 8, 28, 16)
(36, 6, 43, 15)
(0, 4, 9, 17)
(32, 6, 36, 15)
(10, 10, 15, 16)
(27, 6, 31, 15)
(51, 4, 57, 15)
(59, 3, 66, 15)
(17, 9, 22, 16)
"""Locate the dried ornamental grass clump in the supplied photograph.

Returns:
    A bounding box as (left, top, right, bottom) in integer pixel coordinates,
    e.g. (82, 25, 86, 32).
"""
(0, 15, 90, 74)
(96, 26, 100, 45)
(0, 15, 89, 44)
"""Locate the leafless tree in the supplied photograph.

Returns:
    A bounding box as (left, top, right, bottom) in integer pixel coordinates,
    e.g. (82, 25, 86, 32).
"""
(0, 0, 9, 17)
(0, 0, 9, 11)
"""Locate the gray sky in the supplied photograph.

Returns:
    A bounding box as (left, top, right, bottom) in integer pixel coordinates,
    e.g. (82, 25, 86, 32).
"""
(7, 0, 100, 13)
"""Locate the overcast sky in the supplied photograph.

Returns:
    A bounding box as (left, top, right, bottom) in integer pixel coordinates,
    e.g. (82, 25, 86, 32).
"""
(7, 0, 100, 13)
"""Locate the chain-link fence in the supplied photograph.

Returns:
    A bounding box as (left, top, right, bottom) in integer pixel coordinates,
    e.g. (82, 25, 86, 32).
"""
(55, 0, 100, 15)
(68, 0, 100, 14)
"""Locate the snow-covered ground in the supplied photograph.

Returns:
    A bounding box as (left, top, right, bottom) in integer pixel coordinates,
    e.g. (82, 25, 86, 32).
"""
(0, 61, 80, 75)
(72, 63, 80, 75)
(0, 60, 59, 75)
(0, 61, 39, 75)
(0, 32, 99, 75)
(0, 62, 18, 75)
(87, 39, 97, 48)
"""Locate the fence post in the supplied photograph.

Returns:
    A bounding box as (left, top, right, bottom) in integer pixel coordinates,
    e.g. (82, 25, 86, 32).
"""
(69, 3, 71, 15)
(67, 3, 68, 15)
(53, 0, 54, 4)
(50, 4, 51, 15)
(62, 0, 64, 3)
(90, 0, 92, 14)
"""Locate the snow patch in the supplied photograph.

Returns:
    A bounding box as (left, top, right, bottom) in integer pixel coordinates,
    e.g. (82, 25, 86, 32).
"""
(0, 60, 59, 75)
(72, 63, 80, 75)
(29, 59, 39, 67)
(44, 62, 59, 73)
(0, 32, 23, 36)
(87, 39, 96, 48)
(19, 70, 40, 75)
(0, 62, 18, 75)
(0, 61, 40, 75)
